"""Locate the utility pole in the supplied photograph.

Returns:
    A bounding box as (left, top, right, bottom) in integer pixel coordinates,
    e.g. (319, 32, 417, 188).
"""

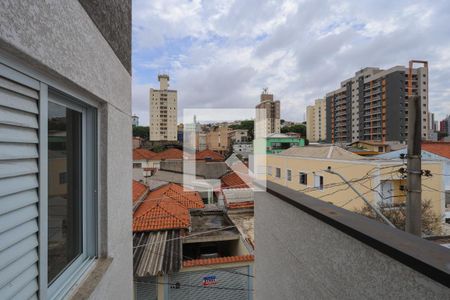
(405, 59, 427, 236)
(406, 95, 422, 236)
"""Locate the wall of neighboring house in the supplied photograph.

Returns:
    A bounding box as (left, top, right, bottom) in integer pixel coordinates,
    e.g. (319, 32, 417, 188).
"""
(0, 1, 132, 298)
(168, 264, 253, 300)
(133, 159, 160, 181)
(266, 155, 444, 217)
(377, 150, 450, 190)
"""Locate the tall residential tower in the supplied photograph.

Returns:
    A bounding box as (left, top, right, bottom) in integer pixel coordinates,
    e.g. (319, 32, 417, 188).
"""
(325, 65, 429, 144)
(255, 88, 280, 137)
(150, 74, 177, 141)
(306, 99, 326, 142)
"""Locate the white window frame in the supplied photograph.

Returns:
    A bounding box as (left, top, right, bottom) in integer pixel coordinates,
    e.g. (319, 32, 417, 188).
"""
(45, 90, 98, 299)
(0, 55, 99, 299)
(314, 174, 324, 191)
(267, 166, 272, 176)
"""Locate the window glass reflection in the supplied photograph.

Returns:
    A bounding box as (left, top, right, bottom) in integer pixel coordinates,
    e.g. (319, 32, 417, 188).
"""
(48, 101, 82, 283)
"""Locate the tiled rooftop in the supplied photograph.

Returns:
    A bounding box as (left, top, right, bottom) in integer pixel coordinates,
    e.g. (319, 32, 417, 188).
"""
(422, 142, 450, 159)
(183, 255, 254, 268)
(133, 197, 190, 232)
(151, 148, 184, 160)
(150, 183, 205, 209)
(221, 171, 250, 189)
(133, 183, 204, 232)
(132, 180, 148, 204)
(133, 148, 156, 160)
(196, 149, 224, 161)
(227, 201, 254, 209)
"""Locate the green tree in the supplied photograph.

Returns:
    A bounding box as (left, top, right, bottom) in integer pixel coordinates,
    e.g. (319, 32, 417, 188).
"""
(230, 120, 254, 140)
(280, 124, 306, 137)
(357, 199, 442, 236)
(132, 126, 149, 140)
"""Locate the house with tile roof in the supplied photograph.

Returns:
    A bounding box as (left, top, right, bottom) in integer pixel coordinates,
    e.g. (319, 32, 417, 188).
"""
(133, 148, 187, 183)
(221, 171, 250, 189)
(132, 180, 149, 211)
(268, 145, 446, 225)
(133, 148, 157, 181)
(375, 142, 450, 222)
(196, 149, 225, 161)
(133, 183, 254, 300)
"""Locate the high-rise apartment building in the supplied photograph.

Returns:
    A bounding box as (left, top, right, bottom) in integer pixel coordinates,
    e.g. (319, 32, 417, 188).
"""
(440, 115, 450, 135)
(326, 65, 429, 144)
(255, 89, 280, 137)
(150, 74, 177, 141)
(306, 99, 326, 142)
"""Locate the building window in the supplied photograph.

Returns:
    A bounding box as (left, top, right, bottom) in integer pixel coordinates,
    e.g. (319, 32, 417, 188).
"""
(314, 175, 324, 190)
(299, 172, 307, 185)
(276, 168, 281, 178)
(287, 169, 292, 181)
(47, 92, 97, 296)
(133, 163, 142, 168)
(267, 166, 272, 176)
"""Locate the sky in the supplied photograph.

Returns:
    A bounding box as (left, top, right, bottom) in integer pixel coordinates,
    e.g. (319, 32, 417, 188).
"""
(132, 0, 450, 126)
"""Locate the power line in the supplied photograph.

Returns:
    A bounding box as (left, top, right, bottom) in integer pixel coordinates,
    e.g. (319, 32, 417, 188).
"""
(326, 168, 395, 228)
(133, 227, 255, 279)
(133, 226, 236, 249)
(134, 280, 254, 292)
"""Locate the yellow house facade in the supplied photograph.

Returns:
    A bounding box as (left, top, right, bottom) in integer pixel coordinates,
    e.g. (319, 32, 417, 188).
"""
(266, 146, 445, 218)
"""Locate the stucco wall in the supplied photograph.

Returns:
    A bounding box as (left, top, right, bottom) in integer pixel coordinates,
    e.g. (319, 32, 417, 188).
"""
(0, 0, 131, 114)
(0, 1, 133, 298)
(266, 155, 444, 216)
(78, 0, 131, 73)
(90, 104, 133, 299)
(255, 191, 450, 299)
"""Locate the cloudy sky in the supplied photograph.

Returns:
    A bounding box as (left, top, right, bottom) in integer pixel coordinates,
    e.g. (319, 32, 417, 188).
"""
(132, 0, 450, 126)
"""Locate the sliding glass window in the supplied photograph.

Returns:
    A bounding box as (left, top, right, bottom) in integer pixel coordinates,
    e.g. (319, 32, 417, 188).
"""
(48, 101, 83, 283)
(46, 91, 97, 298)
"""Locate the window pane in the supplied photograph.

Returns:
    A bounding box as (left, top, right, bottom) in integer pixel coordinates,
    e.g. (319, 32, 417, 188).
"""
(48, 101, 82, 284)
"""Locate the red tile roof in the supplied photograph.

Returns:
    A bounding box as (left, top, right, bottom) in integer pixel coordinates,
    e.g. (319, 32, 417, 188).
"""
(196, 149, 224, 161)
(132, 180, 148, 204)
(221, 171, 250, 189)
(183, 255, 254, 268)
(422, 142, 450, 159)
(133, 183, 204, 232)
(133, 148, 156, 160)
(150, 183, 205, 209)
(151, 148, 184, 160)
(133, 197, 190, 232)
(227, 201, 254, 210)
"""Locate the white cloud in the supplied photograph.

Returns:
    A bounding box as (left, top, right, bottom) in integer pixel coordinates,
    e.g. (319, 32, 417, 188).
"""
(133, 0, 450, 125)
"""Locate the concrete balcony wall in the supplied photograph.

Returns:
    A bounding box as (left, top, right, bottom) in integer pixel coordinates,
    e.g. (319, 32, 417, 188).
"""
(255, 184, 450, 299)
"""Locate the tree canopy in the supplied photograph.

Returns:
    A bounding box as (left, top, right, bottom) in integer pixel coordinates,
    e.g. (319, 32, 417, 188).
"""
(280, 124, 306, 137)
(132, 126, 149, 140)
(230, 120, 254, 140)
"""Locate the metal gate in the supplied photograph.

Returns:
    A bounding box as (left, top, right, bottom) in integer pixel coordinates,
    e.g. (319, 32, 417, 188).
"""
(168, 266, 252, 300)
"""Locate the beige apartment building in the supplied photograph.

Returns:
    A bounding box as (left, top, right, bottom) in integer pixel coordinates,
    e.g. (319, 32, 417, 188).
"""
(326, 65, 429, 144)
(256, 89, 280, 137)
(206, 126, 232, 154)
(150, 74, 177, 141)
(306, 99, 327, 142)
(266, 146, 444, 221)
